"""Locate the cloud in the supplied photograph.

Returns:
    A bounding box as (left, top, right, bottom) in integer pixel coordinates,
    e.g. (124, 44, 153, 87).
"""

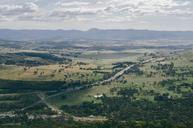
(0, 2, 40, 21)
(102, 0, 192, 16)
(0, 3, 38, 16)
(48, 0, 193, 22)
(0, 0, 193, 22)
(55, 1, 90, 7)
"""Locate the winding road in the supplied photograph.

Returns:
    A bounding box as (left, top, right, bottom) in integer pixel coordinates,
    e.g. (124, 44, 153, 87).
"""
(20, 57, 165, 121)
(21, 64, 136, 111)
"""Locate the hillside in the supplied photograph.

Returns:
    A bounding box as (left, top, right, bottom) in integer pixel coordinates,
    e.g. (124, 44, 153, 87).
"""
(1, 29, 193, 41)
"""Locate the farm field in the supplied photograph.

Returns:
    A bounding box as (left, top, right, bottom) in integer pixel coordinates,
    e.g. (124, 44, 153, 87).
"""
(47, 50, 193, 106)
(0, 39, 193, 128)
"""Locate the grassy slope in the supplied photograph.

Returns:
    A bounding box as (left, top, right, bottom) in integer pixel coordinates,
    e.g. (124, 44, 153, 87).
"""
(47, 50, 193, 107)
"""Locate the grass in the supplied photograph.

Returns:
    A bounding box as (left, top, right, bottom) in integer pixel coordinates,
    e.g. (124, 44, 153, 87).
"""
(77, 50, 143, 68)
(47, 82, 130, 106)
(1, 48, 193, 114)
(47, 50, 193, 107)
(79, 51, 142, 60)
(0, 49, 144, 82)
(0, 63, 104, 82)
(0, 100, 19, 104)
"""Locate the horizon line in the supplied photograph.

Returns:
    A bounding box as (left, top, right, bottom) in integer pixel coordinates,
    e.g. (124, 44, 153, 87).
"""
(0, 28, 193, 32)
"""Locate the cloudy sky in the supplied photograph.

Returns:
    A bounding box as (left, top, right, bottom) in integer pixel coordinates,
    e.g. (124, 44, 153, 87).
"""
(0, 0, 193, 30)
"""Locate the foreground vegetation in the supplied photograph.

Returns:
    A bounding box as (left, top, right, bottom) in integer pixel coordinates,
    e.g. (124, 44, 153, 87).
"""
(0, 40, 193, 128)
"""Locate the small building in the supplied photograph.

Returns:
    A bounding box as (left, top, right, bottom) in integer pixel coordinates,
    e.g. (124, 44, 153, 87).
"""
(94, 94, 103, 98)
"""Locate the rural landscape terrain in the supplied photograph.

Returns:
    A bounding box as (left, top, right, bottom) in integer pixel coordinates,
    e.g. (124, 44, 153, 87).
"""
(0, 29, 193, 128)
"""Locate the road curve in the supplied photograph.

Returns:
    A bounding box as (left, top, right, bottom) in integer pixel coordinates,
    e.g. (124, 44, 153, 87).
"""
(21, 57, 165, 121)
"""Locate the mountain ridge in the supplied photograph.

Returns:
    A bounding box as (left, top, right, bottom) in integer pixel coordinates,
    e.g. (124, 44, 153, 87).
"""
(1, 28, 193, 41)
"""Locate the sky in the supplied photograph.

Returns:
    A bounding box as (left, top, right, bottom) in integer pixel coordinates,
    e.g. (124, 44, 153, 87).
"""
(0, 0, 193, 30)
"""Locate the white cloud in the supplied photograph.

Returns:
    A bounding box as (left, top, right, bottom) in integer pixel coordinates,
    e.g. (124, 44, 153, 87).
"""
(0, 2, 39, 21)
(1, 0, 193, 21)
(48, 0, 193, 22)
(0, 0, 193, 30)
(55, 1, 90, 7)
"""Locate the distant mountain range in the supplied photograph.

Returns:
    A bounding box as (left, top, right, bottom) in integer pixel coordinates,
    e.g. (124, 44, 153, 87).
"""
(0, 28, 193, 41)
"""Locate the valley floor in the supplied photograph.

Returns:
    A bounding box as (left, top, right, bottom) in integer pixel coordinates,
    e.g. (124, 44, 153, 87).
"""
(0, 42, 193, 128)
